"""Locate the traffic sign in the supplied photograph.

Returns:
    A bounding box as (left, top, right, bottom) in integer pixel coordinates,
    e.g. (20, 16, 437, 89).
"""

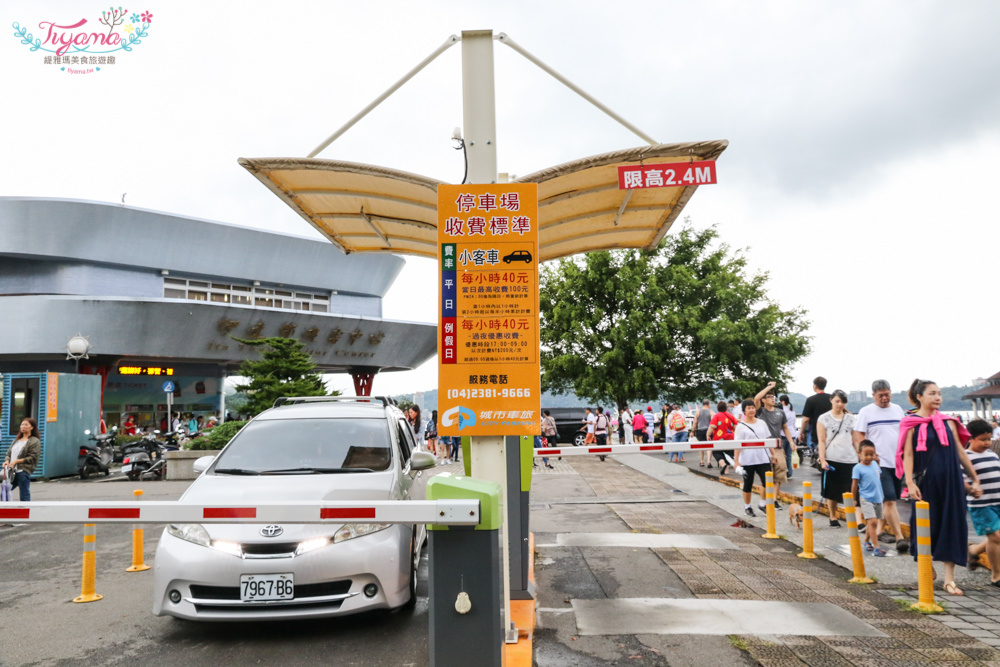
(162, 381, 175, 393)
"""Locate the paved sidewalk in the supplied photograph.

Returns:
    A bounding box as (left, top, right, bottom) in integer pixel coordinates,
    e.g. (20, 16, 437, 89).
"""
(530, 453, 1000, 666)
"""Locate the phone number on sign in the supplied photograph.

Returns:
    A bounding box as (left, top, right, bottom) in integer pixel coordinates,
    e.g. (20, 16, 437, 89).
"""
(447, 388, 532, 399)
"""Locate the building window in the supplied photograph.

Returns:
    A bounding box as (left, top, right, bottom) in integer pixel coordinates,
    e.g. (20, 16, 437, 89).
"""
(162, 278, 333, 313)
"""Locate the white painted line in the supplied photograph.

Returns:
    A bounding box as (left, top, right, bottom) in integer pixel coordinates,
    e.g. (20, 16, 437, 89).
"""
(537, 533, 737, 550)
(569, 598, 887, 637)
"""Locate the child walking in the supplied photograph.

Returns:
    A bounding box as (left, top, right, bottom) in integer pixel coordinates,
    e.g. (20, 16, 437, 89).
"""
(851, 440, 887, 557)
(963, 420, 999, 584)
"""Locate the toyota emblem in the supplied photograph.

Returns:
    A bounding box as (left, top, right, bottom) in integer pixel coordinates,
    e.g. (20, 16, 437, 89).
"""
(260, 525, 284, 538)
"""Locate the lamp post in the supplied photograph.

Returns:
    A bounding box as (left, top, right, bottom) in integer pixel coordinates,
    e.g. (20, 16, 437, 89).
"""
(66, 334, 91, 373)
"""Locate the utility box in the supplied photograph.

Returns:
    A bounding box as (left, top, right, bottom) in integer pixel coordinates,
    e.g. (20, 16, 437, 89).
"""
(1, 372, 102, 478)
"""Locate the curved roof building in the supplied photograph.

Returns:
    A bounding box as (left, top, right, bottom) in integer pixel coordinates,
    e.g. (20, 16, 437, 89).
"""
(0, 197, 436, 425)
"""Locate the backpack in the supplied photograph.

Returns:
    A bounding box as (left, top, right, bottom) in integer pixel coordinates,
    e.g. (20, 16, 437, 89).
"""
(670, 411, 686, 431)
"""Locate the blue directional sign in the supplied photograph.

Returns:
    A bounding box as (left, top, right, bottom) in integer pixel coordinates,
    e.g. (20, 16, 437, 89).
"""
(162, 381, 176, 393)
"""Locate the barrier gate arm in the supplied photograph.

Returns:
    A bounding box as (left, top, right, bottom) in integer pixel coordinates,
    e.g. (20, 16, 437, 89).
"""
(535, 438, 778, 457)
(0, 499, 482, 525)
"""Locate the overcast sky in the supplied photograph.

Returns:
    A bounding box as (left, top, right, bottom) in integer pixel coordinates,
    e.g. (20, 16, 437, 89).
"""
(4, 1, 998, 401)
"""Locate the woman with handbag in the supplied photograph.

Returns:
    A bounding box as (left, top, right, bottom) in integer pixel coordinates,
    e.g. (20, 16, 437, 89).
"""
(3, 417, 42, 501)
(817, 390, 858, 527)
(899, 379, 981, 596)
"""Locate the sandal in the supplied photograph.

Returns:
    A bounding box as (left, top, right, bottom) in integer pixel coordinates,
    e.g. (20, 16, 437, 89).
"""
(943, 581, 964, 596)
(872, 548, 887, 557)
(864, 541, 874, 552)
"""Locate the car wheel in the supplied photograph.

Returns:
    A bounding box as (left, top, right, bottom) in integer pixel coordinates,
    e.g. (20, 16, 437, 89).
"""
(573, 432, 586, 447)
(403, 539, 418, 610)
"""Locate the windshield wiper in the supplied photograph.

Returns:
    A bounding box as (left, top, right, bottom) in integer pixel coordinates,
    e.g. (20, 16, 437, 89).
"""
(213, 468, 261, 476)
(261, 467, 374, 475)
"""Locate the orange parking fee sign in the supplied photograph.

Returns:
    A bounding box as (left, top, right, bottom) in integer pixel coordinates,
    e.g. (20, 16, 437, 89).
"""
(437, 183, 541, 437)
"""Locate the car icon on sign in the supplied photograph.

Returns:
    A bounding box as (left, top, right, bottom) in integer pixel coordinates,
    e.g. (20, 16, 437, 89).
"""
(502, 250, 533, 264)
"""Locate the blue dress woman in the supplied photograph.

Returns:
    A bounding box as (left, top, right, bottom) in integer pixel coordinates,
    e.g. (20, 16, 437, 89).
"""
(900, 379, 981, 596)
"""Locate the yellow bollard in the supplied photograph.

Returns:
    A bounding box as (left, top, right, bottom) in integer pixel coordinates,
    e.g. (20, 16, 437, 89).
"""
(126, 489, 150, 572)
(73, 524, 103, 603)
(763, 471, 779, 539)
(842, 493, 874, 584)
(911, 501, 943, 612)
(798, 481, 817, 559)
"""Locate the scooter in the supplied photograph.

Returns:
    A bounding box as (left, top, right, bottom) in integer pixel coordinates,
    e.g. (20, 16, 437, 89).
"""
(122, 431, 179, 481)
(79, 428, 117, 479)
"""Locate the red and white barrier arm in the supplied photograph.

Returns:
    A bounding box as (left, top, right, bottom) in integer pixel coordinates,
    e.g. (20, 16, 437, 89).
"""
(0, 499, 481, 525)
(535, 438, 779, 457)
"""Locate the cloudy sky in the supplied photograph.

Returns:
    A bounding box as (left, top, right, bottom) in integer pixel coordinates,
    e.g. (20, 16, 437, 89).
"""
(4, 1, 998, 400)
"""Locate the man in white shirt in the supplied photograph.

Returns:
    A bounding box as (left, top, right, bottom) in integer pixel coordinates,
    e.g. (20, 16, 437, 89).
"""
(583, 408, 596, 445)
(853, 379, 908, 554)
(992, 420, 1000, 442)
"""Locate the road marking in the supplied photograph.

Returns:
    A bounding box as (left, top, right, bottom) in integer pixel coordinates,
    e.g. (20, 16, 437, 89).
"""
(568, 598, 886, 636)
(537, 533, 737, 549)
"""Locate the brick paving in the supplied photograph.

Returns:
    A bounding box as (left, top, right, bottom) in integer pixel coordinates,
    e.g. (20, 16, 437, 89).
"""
(549, 456, 1000, 666)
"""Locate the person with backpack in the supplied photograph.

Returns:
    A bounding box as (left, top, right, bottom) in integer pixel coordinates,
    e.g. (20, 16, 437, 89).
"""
(667, 404, 688, 462)
(709, 401, 739, 475)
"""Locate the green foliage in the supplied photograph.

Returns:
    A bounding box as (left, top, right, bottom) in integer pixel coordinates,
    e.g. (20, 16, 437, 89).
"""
(233, 337, 333, 416)
(539, 223, 811, 410)
(188, 421, 246, 451)
(395, 397, 415, 413)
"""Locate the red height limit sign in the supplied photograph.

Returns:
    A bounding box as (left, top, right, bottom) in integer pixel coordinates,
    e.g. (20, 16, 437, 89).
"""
(617, 160, 717, 190)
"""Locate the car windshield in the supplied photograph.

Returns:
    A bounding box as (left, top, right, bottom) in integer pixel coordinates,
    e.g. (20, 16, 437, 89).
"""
(212, 418, 392, 474)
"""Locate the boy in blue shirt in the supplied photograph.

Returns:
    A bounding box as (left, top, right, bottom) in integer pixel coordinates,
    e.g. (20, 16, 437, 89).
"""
(851, 440, 887, 556)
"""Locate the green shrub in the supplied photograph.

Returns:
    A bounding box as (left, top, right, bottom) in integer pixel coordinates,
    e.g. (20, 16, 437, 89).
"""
(188, 421, 247, 451)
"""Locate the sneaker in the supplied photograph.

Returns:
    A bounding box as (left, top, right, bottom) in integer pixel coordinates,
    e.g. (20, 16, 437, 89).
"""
(872, 548, 887, 557)
(773, 500, 783, 510)
(829, 519, 841, 527)
(896, 538, 909, 554)
(745, 506, 757, 517)
(758, 502, 766, 511)
(858, 524, 867, 534)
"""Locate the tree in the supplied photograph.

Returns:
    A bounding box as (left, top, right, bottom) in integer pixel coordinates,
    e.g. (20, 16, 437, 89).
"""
(233, 337, 332, 416)
(539, 224, 811, 410)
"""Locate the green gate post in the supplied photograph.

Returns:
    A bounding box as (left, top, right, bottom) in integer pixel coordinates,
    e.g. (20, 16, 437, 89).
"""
(426, 473, 503, 667)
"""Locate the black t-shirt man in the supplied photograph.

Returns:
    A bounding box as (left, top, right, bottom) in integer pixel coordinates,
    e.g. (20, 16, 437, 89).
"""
(800, 392, 832, 445)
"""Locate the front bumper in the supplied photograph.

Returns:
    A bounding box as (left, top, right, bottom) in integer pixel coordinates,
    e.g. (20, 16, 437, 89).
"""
(152, 524, 412, 621)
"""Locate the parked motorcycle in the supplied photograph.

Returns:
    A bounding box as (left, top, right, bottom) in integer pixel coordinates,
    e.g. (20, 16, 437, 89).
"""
(79, 427, 117, 479)
(122, 431, 179, 481)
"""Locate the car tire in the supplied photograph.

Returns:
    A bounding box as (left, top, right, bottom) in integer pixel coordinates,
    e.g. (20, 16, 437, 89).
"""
(403, 539, 418, 610)
(573, 433, 586, 447)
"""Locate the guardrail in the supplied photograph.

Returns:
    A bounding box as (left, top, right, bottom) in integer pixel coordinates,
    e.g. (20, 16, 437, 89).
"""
(535, 438, 778, 457)
(0, 499, 482, 525)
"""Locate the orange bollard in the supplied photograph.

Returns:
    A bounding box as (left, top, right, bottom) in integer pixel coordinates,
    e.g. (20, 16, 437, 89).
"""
(798, 481, 817, 559)
(73, 524, 103, 603)
(842, 493, 873, 584)
(126, 489, 150, 572)
(911, 501, 942, 612)
(763, 471, 779, 539)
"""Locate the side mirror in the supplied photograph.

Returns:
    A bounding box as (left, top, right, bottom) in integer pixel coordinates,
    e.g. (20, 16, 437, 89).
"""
(192, 455, 216, 474)
(410, 450, 437, 471)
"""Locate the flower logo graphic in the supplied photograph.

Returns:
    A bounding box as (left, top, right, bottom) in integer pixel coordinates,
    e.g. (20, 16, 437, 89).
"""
(124, 23, 133, 34)
(130, 13, 139, 22)
(141, 11, 152, 23)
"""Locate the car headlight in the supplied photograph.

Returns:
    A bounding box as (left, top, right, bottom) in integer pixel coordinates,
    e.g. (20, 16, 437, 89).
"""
(167, 523, 211, 547)
(333, 523, 391, 544)
(295, 537, 330, 555)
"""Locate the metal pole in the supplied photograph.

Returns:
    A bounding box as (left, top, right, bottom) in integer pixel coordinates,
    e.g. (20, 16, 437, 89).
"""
(460, 28, 516, 644)
(495, 32, 658, 146)
(308, 34, 461, 158)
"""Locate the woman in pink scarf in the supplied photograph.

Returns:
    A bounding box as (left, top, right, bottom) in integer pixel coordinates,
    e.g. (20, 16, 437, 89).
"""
(897, 379, 981, 596)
